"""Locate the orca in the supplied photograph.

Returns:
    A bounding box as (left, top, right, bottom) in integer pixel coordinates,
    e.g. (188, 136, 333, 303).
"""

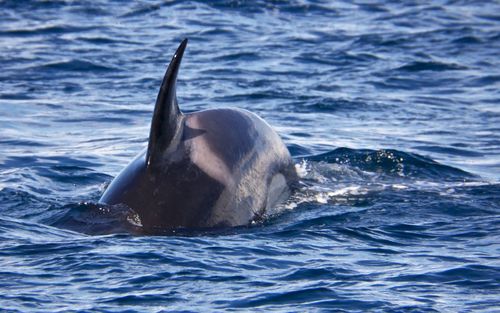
(99, 39, 298, 232)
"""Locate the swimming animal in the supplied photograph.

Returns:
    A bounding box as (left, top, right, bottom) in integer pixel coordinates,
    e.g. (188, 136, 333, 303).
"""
(99, 39, 298, 232)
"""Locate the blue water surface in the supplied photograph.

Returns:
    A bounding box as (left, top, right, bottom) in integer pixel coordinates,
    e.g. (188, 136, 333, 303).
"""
(1, 1, 499, 312)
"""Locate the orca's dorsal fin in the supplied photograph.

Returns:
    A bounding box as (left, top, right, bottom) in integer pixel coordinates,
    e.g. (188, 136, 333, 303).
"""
(146, 38, 188, 167)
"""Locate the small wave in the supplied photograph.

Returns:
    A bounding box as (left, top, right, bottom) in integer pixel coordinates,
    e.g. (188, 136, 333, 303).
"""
(413, 145, 484, 157)
(287, 143, 312, 157)
(77, 36, 142, 45)
(47, 202, 141, 235)
(396, 61, 467, 72)
(452, 35, 482, 44)
(101, 293, 182, 305)
(197, 27, 237, 37)
(0, 139, 49, 147)
(229, 287, 337, 308)
(35, 165, 110, 186)
(308, 97, 371, 113)
(0, 215, 78, 243)
(466, 74, 500, 87)
(36, 60, 117, 73)
(0, 93, 34, 100)
(213, 52, 260, 62)
(304, 147, 476, 181)
(52, 116, 134, 124)
(2, 155, 98, 170)
(388, 264, 499, 287)
(0, 25, 93, 37)
(120, 3, 163, 18)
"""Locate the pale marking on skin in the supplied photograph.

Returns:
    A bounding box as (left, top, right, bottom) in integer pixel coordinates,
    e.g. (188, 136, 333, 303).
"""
(185, 115, 235, 188)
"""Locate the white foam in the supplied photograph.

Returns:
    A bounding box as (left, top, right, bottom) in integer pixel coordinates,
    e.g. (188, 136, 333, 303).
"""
(392, 184, 408, 190)
(295, 160, 309, 178)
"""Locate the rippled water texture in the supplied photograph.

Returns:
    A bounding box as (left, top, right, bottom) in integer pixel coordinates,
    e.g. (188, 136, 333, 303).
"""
(1, 1, 499, 312)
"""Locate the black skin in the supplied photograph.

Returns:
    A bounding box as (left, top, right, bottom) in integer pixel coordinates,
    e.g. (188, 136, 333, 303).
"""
(100, 108, 298, 232)
(99, 39, 297, 233)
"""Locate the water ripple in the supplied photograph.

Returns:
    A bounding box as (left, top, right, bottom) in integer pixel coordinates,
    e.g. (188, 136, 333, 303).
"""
(0, 0, 499, 312)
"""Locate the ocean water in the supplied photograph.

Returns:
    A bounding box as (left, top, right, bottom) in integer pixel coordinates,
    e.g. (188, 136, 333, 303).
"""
(1, 0, 499, 312)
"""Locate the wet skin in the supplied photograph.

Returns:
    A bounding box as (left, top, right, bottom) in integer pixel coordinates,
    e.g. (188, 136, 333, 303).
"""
(99, 39, 298, 232)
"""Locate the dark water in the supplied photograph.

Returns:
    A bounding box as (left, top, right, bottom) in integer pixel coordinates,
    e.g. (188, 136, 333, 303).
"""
(1, 0, 499, 312)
